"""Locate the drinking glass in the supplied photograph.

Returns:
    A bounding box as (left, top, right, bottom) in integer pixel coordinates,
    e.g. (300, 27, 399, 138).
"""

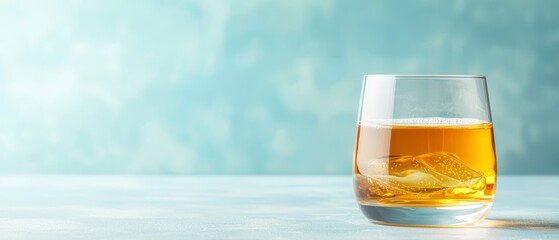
(353, 75, 497, 226)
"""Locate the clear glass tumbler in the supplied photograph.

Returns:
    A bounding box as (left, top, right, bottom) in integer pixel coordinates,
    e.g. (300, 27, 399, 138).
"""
(353, 75, 497, 226)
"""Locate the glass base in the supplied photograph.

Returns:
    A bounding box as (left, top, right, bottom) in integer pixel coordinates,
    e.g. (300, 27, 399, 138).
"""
(359, 202, 493, 227)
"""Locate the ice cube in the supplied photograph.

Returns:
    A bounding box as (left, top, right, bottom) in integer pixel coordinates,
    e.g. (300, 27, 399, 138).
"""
(361, 152, 486, 197)
(355, 173, 411, 198)
(414, 152, 486, 191)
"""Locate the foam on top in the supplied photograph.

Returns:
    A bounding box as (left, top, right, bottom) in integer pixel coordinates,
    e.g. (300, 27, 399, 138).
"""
(360, 117, 491, 127)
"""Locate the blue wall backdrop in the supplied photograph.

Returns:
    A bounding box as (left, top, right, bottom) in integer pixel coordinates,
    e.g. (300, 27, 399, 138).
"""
(0, 0, 558, 174)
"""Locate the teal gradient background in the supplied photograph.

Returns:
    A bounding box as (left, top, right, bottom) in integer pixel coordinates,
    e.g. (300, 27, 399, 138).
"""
(0, 0, 558, 174)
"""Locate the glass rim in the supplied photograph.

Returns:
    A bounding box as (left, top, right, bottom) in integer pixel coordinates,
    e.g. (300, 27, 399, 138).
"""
(363, 74, 486, 79)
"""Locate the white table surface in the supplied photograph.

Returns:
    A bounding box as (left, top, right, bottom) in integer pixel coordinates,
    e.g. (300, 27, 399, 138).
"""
(0, 175, 557, 239)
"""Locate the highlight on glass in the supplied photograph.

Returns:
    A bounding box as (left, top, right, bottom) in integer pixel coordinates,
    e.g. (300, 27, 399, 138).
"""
(353, 75, 497, 226)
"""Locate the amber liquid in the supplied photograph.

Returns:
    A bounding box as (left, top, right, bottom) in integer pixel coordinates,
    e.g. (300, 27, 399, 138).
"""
(354, 119, 497, 207)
